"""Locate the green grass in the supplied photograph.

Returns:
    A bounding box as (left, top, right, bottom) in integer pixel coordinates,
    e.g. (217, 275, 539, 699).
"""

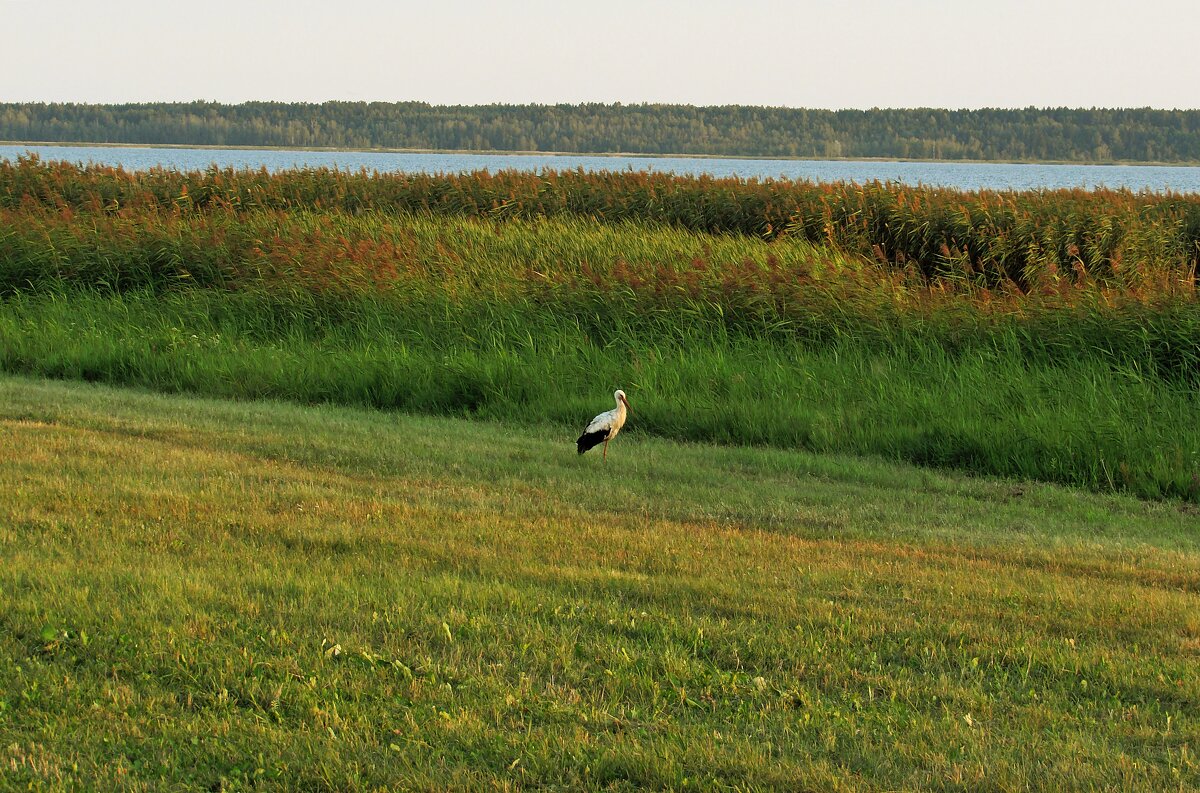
(1, 374, 1198, 791)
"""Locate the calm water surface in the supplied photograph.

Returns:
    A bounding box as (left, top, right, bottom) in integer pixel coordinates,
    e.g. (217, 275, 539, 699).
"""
(3, 143, 1200, 193)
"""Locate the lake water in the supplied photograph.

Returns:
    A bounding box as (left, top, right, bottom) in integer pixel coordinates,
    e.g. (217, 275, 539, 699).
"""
(3, 143, 1200, 194)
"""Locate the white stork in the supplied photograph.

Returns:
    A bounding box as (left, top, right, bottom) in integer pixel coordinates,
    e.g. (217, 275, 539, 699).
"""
(576, 389, 630, 461)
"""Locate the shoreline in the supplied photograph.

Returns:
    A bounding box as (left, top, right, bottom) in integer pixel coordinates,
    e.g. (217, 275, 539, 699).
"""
(2, 139, 1198, 169)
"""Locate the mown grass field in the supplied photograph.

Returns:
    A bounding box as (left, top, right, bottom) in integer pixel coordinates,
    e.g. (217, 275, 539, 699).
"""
(1, 375, 1197, 791)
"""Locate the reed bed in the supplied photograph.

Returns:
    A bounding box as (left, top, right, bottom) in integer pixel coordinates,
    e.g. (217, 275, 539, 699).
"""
(3, 155, 1199, 290)
(1, 157, 1198, 501)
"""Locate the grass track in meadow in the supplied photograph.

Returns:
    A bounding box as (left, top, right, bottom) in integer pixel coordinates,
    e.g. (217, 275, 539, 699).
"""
(3, 285, 1199, 503)
(1, 375, 1197, 791)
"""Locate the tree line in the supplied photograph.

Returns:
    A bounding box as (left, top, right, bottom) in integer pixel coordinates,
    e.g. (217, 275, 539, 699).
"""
(2, 101, 1199, 162)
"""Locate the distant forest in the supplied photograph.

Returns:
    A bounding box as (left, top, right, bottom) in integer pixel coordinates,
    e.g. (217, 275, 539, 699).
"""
(2, 102, 1200, 163)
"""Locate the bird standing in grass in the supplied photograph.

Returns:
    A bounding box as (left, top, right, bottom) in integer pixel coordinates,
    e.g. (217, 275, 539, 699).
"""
(576, 389, 630, 461)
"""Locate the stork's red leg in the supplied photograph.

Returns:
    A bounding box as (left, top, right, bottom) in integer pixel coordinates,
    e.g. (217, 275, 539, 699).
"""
(603, 437, 609, 461)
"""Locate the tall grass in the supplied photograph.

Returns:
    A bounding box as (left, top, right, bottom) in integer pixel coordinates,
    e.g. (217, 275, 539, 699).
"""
(3, 204, 1198, 379)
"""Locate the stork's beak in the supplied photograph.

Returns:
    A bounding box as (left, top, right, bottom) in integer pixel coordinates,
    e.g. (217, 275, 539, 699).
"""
(620, 395, 630, 412)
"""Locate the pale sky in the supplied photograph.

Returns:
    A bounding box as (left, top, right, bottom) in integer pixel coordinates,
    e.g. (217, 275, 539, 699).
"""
(2, 0, 1196, 109)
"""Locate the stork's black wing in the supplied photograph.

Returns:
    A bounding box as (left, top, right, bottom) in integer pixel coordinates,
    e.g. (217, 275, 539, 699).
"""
(576, 428, 609, 454)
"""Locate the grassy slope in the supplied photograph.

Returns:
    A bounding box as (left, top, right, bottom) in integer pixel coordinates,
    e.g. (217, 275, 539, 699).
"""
(0, 375, 1197, 791)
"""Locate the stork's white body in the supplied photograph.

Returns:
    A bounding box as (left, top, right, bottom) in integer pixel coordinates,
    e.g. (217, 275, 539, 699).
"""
(576, 390, 630, 460)
(582, 401, 627, 440)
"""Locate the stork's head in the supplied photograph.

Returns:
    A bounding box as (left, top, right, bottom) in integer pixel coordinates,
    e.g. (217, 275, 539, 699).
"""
(615, 389, 629, 410)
